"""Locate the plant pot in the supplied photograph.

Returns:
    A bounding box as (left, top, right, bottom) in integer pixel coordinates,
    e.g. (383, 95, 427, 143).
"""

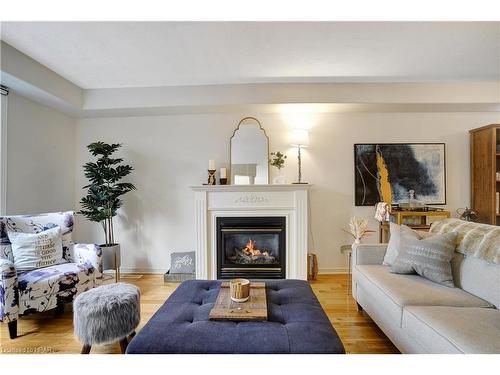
(101, 243, 121, 271)
(272, 169, 288, 184)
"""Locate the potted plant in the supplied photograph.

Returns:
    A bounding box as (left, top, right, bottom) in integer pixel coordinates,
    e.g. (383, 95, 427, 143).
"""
(269, 151, 287, 184)
(78, 142, 136, 276)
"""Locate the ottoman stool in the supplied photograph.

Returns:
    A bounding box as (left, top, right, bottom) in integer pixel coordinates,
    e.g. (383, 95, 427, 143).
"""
(73, 282, 140, 354)
(127, 280, 345, 354)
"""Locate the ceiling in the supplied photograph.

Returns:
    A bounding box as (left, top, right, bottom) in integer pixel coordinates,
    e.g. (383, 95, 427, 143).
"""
(1, 22, 499, 89)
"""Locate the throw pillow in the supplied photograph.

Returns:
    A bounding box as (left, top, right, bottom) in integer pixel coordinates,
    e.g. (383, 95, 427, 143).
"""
(390, 232, 458, 287)
(383, 222, 421, 266)
(170, 251, 195, 274)
(8, 226, 64, 271)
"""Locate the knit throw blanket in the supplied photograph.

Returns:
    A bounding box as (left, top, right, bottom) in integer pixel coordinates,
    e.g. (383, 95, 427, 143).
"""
(430, 218, 500, 264)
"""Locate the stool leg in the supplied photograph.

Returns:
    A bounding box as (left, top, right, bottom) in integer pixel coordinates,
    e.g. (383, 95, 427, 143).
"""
(81, 344, 91, 354)
(8, 320, 17, 339)
(119, 337, 129, 354)
(128, 331, 136, 340)
(54, 303, 65, 317)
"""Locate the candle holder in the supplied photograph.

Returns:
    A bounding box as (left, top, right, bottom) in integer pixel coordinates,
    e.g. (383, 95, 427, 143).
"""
(208, 169, 216, 185)
(219, 178, 227, 185)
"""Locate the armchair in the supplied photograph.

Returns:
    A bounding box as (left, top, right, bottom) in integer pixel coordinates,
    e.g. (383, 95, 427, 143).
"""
(0, 211, 103, 339)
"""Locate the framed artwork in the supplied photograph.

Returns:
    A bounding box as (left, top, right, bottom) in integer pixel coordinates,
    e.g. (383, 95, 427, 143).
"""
(354, 143, 446, 206)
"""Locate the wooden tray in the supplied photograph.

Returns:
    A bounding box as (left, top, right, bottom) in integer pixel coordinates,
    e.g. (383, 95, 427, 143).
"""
(209, 282, 267, 321)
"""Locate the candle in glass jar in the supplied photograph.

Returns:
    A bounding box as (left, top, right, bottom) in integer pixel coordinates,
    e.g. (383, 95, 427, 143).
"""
(209, 159, 215, 170)
(220, 167, 227, 178)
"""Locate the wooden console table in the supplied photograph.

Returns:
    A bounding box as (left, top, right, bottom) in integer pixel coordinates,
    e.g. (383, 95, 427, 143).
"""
(379, 210, 451, 243)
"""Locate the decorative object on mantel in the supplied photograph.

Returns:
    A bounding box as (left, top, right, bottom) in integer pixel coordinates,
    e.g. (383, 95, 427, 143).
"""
(220, 167, 228, 185)
(206, 159, 217, 185)
(230, 117, 269, 185)
(78, 142, 137, 281)
(269, 151, 288, 184)
(290, 128, 309, 184)
(209, 282, 267, 321)
(207, 169, 216, 185)
(343, 217, 375, 247)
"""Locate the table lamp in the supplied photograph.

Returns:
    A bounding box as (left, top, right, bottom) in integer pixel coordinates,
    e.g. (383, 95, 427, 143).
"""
(290, 129, 309, 184)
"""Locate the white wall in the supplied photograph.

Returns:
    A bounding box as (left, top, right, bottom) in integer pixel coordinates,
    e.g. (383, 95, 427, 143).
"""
(6, 93, 76, 214)
(74, 111, 499, 274)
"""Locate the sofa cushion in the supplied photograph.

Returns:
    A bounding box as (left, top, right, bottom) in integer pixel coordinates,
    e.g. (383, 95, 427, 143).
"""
(355, 265, 492, 327)
(402, 306, 500, 353)
(391, 232, 457, 287)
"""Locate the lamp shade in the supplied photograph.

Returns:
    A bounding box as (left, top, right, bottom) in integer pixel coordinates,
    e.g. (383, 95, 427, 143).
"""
(290, 129, 310, 147)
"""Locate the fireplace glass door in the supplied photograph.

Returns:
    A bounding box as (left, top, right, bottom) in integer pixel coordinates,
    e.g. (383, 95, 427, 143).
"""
(217, 217, 286, 279)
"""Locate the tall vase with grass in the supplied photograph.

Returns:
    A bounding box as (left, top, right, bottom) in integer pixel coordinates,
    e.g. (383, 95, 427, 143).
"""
(343, 217, 375, 248)
(78, 142, 136, 280)
(269, 151, 287, 184)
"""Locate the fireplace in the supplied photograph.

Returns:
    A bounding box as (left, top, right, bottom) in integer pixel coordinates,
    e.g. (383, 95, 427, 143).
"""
(216, 216, 286, 279)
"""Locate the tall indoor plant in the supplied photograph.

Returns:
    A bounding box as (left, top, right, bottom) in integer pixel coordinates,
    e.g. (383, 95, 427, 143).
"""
(78, 142, 136, 276)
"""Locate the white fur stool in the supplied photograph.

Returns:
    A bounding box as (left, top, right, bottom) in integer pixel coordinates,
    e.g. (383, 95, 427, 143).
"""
(73, 282, 140, 354)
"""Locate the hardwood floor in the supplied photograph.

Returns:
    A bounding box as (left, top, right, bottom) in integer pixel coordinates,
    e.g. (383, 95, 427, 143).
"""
(0, 274, 398, 354)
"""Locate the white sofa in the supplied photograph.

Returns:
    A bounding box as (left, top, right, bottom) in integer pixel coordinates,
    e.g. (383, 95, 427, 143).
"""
(352, 242, 500, 353)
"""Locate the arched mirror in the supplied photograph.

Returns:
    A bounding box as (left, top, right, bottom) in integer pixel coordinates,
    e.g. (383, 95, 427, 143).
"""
(230, 117, 269, 185)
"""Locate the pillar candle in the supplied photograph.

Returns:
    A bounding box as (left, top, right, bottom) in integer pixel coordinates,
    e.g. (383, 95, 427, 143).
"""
(220, 167, 227, 178)
(209, 159, 215, 170)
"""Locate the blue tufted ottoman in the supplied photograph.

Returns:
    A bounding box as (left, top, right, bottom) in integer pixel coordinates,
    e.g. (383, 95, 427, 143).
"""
(126, 279, 345, 354)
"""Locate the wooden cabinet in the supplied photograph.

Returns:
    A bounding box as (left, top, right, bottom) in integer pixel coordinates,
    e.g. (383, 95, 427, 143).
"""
(470, 124, 500, 225)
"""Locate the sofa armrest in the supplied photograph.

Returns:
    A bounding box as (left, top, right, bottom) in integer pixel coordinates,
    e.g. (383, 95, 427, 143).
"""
(352, 244, 387, 266)
(72, 244, 103, 281)
(0, 258, 19, 322)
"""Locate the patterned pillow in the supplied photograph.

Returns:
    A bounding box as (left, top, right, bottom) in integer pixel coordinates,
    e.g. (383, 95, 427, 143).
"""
(8, 226, 64, 271)
(390, 232, 458, 287)
(170, 252, 195, 274)
(0, 211, 74, 262)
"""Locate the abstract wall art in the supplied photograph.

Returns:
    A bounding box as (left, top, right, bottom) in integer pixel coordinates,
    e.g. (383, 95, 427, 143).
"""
(354, 143, 446, 206)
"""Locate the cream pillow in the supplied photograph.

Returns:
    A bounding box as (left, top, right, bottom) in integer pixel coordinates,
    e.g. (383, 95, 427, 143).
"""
(383, 222, 423, 266)
(8, 226, 64, 271)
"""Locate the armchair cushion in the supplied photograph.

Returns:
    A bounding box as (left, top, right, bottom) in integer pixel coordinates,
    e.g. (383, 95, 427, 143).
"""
(18, 262, 97, 316)
(72, 243, 103, 281)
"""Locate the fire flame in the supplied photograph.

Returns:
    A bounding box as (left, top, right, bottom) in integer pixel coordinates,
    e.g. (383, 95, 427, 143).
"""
(243, 239, 270, 258)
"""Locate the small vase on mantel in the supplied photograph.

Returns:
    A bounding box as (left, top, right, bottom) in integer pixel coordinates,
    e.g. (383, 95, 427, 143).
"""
(272, 168, 288, 184)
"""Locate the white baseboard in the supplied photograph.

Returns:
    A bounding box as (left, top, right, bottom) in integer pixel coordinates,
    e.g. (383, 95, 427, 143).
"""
(117, 267, 349, 275)
(118, 268, 166, 275)
(318, 267, 349, 274)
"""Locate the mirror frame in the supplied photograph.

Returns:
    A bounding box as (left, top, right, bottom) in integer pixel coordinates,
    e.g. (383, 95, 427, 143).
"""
(230, 117, 270, 185)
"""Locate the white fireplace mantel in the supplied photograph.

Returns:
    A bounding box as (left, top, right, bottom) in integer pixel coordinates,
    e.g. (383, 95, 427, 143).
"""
(191, 184, 311, 280)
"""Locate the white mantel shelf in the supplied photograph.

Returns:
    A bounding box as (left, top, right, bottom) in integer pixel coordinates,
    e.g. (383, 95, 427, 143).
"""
(191, 184, 310, 280)
(190, 184, 312, 192)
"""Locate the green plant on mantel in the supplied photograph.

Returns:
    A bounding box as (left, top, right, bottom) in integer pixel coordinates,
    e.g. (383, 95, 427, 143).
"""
(78, 142, 136, 246)
(269, 151, 287, 170)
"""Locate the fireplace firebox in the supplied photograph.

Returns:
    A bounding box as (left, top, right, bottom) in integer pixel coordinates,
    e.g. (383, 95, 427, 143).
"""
(217, 216, 286, 279)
